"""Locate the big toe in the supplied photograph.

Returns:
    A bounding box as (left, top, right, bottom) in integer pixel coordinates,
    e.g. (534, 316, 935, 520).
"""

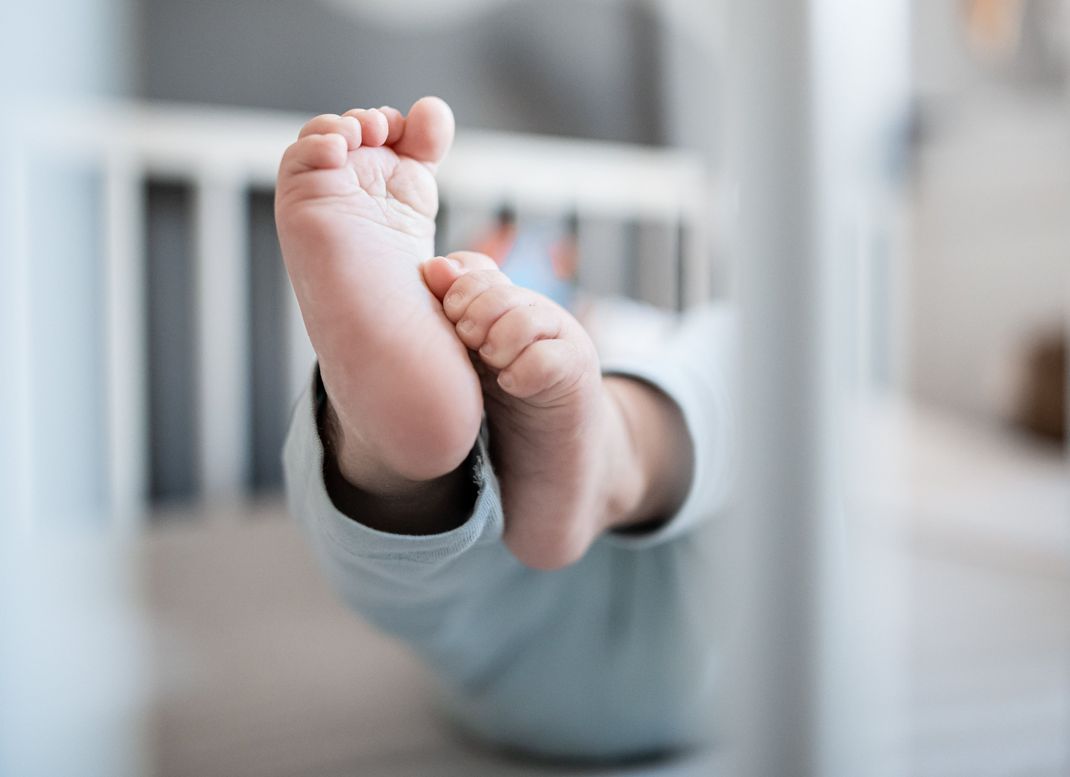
(395, 96, 455, 166)
(421, 250, 500, 300)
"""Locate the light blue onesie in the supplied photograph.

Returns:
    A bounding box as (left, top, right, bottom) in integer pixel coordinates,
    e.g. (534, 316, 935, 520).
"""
(283, 305, 734, 760)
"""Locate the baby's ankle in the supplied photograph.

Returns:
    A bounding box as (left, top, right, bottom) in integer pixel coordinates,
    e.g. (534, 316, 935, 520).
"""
(326, 393, 477, 491)
(319, 396, 477, 533)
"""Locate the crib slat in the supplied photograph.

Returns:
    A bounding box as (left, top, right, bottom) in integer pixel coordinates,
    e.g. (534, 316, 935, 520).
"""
(681, 204, 711, 308)
(636, 222, 680, 309)
(7, 150, 35, 533)
(103, 155, 149, 532)
(576, 215, 631, 298)
(194, 173, 251, 506)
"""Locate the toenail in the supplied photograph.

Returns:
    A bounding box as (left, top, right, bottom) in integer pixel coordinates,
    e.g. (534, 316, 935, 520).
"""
(480, 343, 494, 358)
(498, 372, 514, 390)
(445, 292, 463, 308)
(458, 319, 474, 334)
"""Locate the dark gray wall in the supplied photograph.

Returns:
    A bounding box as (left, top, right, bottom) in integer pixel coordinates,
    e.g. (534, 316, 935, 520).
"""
(139, 0, 665, 143)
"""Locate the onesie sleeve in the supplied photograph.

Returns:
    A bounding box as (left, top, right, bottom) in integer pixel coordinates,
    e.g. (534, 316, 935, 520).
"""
(599, 304, 735, 550)
(282, 367, 514, 637)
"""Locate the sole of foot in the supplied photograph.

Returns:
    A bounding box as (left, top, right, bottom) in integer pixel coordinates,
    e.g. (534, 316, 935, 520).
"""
(276, 99, 483, 486)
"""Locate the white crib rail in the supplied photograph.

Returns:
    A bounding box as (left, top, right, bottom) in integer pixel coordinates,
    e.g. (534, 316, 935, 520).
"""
(102, 151, 148, 532)
(193, 169, 252, 506)
(12, 100, 713, 530)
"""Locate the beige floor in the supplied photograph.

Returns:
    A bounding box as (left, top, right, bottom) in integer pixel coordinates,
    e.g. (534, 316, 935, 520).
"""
(137, 404, 1068, 777)
(140, 504, 716, 777)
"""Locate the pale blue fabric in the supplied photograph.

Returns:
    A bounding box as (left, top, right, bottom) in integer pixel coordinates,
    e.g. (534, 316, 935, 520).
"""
(283, 305, 733, 760)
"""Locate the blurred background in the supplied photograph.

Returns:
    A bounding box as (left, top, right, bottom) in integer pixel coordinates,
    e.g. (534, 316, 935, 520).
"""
(0, 1, 1067, 775)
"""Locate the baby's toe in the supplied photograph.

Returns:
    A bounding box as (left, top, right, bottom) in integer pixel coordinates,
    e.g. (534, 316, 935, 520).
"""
(421, 250, 499, 299)
(342, 108, 390, 146)
(446, 250, 500, 272)
(474, 295, 562, 368)
(298, 114, 361, 150)
(497, 338, 586, 400)
(377, 106, 406, 145)
(440, 268, 512, 323)
(394, 97, 455, 167)
(448, 283, 527, 350)
(280, 133, 349, 176)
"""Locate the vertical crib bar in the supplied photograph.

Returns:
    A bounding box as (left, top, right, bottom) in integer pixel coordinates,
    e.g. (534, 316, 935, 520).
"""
(103, 153, 148, 532)
(681, 201, 711, 308)
(635, 221, 680, 309)
(576, 212, 630, 298)
(722, 1, 832, 776)
(7, 149, 34, 533)
(723, 0, 911, 772)
(194, 171, 251, 505)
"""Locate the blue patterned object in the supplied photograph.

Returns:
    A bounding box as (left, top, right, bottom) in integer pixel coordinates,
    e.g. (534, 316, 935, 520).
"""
(499, 223, 577, 310)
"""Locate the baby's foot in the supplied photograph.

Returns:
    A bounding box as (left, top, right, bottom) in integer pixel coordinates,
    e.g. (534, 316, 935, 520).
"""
(423, 253, 640, 569)
(276, 99, 483, 484)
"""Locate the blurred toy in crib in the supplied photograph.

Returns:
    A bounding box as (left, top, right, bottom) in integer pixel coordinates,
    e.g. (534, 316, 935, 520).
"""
(467, 206, 681, 365)
(471, 206, 579, 311)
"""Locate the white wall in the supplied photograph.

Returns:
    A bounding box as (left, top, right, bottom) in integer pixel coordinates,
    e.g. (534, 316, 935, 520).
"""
(907, 2, 1070, 420)
(908, 94, 1070, 420)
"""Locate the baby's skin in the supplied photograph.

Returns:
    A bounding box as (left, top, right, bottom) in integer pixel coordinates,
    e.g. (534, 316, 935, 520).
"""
(276, 98, 691, 569)
(422, 252, 635, 567)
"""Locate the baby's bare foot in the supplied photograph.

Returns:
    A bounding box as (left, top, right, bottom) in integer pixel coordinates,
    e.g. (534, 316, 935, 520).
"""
(276, 99, 482, 486)
(423, 253, 642, 569)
